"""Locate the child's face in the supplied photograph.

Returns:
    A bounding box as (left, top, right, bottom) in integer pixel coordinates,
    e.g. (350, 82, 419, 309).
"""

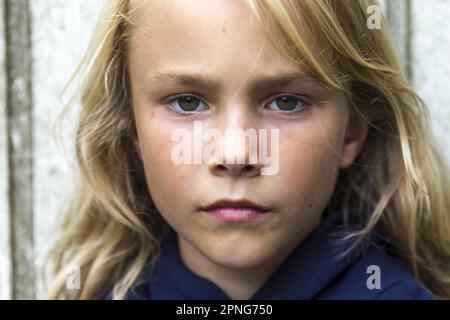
(129, 0, 365, 270)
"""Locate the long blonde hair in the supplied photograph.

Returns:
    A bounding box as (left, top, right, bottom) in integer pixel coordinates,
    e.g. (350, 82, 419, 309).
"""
(47, 0, 450, 299)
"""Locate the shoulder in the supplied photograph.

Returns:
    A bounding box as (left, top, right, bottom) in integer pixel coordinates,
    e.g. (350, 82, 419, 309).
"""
(317, 243, 435, 300)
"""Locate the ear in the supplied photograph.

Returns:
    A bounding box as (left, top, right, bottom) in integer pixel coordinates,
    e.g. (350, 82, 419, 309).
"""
(339, 108, 368, 169)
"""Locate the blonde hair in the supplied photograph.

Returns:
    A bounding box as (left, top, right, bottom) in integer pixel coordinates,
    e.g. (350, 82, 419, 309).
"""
(47, 0, 450, 299)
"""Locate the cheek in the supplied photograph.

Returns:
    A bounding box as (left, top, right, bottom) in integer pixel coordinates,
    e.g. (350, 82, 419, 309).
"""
(134, 110, 198, 215)
(275, 118, 344, 210)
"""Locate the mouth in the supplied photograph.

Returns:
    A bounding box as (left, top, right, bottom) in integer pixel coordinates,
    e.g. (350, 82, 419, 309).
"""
(198, 199, 272, 222)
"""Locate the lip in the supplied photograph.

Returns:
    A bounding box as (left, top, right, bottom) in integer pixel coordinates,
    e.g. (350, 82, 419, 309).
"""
(199, 199, 271, 222)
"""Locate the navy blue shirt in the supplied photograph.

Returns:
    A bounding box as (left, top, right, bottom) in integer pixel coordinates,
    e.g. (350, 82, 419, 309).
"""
(109, 209, 434, 300)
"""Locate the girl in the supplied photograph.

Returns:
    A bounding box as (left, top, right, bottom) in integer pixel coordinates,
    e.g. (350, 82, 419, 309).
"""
(47, 0, 450, 300)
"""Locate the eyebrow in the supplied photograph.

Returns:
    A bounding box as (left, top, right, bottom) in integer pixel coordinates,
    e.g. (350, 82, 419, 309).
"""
(145, 71, 328, 93)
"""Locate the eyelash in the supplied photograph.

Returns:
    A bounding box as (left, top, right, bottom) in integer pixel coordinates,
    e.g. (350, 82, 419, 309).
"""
(165, 93, 311, 116)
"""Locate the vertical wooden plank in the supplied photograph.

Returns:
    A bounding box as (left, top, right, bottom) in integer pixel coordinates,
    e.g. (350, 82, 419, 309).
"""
(0, 0, 12, 300)
(5, 0, 35, 299)
(385, 0, 413, 80)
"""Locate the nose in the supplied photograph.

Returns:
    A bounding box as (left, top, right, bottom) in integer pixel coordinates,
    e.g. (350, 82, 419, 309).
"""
(209, 161, 262, 178)
(207, 131, 263, 178)
(206, 103, 265, 178)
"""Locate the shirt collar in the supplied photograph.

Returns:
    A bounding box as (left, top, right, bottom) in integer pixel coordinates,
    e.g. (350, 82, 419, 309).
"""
(144, 208, 382, 300)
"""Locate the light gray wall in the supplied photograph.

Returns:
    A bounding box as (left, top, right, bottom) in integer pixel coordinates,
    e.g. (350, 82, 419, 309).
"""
(31, 0, 106, 299)
(412, 0, 450, 161)
(1, 0, 105, 299)
(0, 0, 449, 299)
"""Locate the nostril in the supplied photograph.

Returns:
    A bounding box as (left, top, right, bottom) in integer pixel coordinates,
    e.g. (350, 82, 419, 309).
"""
(216, 164, 227, 172)
(210, 162, 261, 177)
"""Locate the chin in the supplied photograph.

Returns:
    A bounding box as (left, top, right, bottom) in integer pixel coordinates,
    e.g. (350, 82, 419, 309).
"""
(202, 238, 277, 270)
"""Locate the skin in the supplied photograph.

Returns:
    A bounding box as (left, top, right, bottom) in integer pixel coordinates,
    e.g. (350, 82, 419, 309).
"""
(128, 0, 367, 299)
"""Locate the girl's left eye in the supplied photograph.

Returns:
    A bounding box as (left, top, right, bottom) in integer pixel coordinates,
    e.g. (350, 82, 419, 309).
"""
(167, 94, 208, 113)
(266, 95, 308, 114)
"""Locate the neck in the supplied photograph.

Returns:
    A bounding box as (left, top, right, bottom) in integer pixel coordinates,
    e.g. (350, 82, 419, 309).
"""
(177, 236, 293, 300)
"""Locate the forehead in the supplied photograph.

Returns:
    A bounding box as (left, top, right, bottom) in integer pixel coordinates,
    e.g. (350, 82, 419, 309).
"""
(127, 0, 300, 73)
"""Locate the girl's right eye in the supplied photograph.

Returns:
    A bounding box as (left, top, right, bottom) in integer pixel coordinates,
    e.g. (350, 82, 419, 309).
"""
(167, 94, 208, 114)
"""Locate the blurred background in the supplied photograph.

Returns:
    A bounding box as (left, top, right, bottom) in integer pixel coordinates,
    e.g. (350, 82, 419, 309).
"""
(0, 0, 449, 299)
